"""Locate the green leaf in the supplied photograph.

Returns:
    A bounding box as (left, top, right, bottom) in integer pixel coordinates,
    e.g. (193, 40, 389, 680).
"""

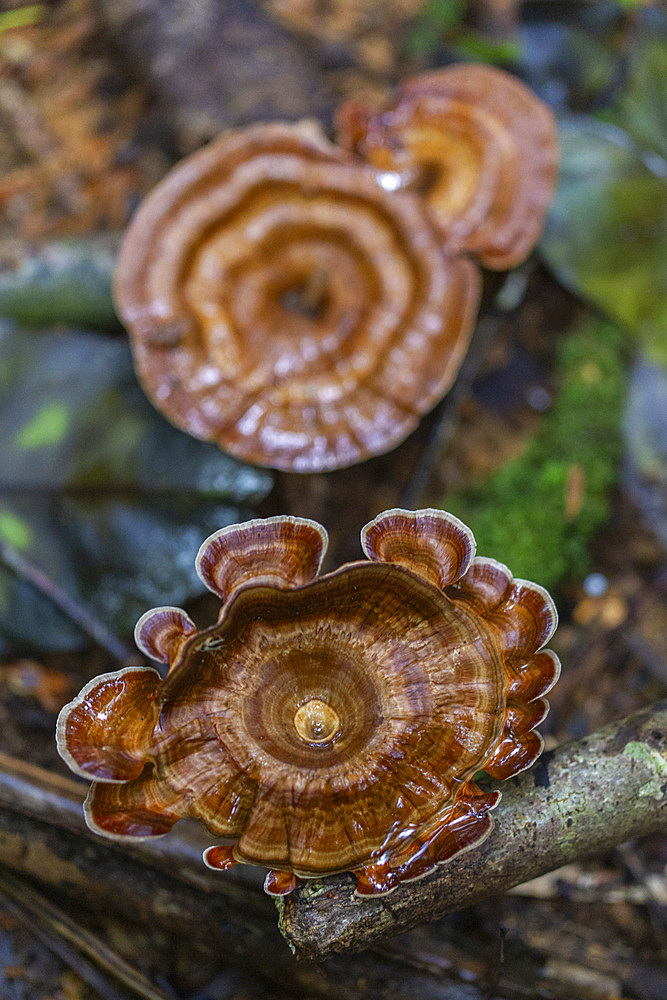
(613, 37, 667, 162)
(0, 323, 273, 654)
(0, 5, 46, 33)
(541, 117, 667, 365)
(16, 402, 70, 450)
(450, 32, 522, 66)
(541, 27, 667, 366)
(0, 510, 33, 551)
(403, 0, 466, 57)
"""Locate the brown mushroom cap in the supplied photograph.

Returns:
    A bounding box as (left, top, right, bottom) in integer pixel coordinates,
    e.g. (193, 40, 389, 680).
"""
(114, 121, 480, 472)
(56, 510, 559, 897)
(336, 64, 558, 270)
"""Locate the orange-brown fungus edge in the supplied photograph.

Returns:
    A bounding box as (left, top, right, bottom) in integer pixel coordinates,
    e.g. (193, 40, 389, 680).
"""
(56, 510, 559, 896)
(336, 63, 558, 270)
(114, 121, 481, 472)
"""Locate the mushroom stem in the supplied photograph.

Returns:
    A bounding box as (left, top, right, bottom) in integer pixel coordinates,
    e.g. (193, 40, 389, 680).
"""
(278, 700, 667, 960)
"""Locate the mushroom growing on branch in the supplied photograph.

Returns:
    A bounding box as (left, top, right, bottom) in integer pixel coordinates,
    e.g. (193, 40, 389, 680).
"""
(114, 122, 480, 472)
(336, 63, 558, 270)
(57, 510, 559, 898)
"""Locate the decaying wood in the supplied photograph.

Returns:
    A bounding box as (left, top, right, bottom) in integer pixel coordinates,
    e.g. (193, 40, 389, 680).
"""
(0, 704, 665, 998)
(0, 871, 175, 1000)
(0, 761, 498, 998)
(279, 700, 667, 960)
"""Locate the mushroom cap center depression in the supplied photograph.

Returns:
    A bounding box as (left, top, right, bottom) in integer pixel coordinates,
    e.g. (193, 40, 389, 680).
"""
(293, 698, 341, 745)
(240, 644, 383, 768)
(162, 563, 500, 780)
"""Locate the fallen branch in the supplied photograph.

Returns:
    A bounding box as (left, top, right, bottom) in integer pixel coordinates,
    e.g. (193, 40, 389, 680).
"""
(0, 757, 496, 997)
(279, 700, 667, 960)
(0, 750, 261, 894)
(0, 755, 290, 985)
(0, 708, 664, 998)
(0, 871, 176, 1000)
(0, 540, 133, 662)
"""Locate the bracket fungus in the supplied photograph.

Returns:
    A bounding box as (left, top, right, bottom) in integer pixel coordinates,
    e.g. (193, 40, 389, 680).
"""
(336, 63, 558, 270)
(57, 509, 560, 898)
(114, 121, 480, 472)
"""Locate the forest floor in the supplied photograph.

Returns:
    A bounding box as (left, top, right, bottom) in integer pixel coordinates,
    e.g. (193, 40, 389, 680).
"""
(0, 1, 665, 998)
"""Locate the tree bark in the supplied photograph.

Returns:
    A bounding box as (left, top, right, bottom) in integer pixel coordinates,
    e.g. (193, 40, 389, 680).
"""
(279, 700, 667, 960)
(0, 760, 493, 998)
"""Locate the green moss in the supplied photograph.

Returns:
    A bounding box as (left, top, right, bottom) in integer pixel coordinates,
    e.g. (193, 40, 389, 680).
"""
(445, 319, 626, 590)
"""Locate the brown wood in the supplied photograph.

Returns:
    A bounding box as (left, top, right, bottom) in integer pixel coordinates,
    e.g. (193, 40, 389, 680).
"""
(279, 700, 667, 959)
(0, 705, 665, 997)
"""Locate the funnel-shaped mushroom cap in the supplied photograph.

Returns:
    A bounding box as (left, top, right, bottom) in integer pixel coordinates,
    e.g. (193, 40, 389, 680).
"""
(337, 64, 558, 270)
(114, 121, 480, 472)
(56, 510, 559, 897)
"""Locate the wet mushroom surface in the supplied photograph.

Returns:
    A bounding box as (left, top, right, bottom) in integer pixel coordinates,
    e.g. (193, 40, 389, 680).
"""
(57, 510, 560, 898)
(114, 121, 480, 473)
(336, 63, 558, 270)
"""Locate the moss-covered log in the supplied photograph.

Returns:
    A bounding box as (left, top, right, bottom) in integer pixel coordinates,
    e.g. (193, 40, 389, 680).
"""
(279, 701, 667, 960)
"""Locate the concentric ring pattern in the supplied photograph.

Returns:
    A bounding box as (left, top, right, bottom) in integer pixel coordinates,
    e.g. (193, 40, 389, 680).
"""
(57, 510, 560, 898)
(114, 122, 480, 471)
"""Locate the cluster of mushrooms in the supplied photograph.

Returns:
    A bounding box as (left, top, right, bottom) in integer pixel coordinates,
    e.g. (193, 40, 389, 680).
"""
(114, 63, 558, 473)
(57, 65, 561, 898)
(58, 510, 560, 897)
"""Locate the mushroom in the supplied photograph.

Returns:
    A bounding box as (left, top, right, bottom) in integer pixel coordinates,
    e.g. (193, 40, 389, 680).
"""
(336, 63, 558, 270)
(57, 509, 560, 898)
(114, 121, 480, 472)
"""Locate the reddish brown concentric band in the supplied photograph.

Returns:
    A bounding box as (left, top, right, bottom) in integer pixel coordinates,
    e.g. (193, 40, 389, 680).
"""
(155, 561, 506, 872)
(115, 122, 480, 471)
(56, 510, 560, 896)
(337, 63, 558, 271)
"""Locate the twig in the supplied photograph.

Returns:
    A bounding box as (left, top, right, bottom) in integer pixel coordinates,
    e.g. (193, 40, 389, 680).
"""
(0, 539, 133, 662)
(0, 723, 663, 998)
(0, 871, 177, 1000)
(0, 750, 262, 895)
(279, 700, 667, 960)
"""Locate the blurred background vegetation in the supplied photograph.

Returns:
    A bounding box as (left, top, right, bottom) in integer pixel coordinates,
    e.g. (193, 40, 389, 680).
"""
(0, 1, 665, 998)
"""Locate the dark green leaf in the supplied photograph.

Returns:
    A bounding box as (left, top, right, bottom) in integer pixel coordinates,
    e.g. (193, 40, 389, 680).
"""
(541, 25, 667, 364)
(0, 324, 273, 654)
(613, 36, 667, 162)
(541, 117, 667, 364)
